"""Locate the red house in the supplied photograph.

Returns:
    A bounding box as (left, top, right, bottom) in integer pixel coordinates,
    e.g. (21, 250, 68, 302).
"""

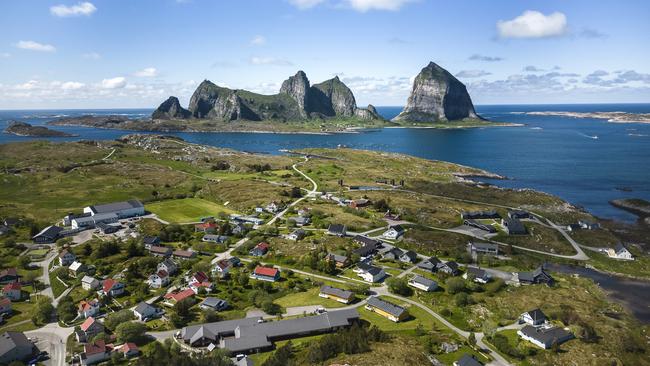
(250, 266, 280, 282)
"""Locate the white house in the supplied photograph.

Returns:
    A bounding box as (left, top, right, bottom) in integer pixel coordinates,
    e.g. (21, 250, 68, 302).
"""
(287, 229, 306, 241)
(78, 299, 100, 319)
(408, 275, 438, 292)
(212, 259, 232, 278)
(517, 325, 574, 349)
(83, 200, 145, 219)
(382, 225, 405, 240)
(354, 263, 386, 283)
(520, 309, 547, 326)
(101, 279, 125, 297)
(463, 267, 491, 284)
(133, 302, 160, 321)
(157, 258, 178, 275)
(58, 250, 76, 267)
(148, 270, 170, 288)
(606, 244, 634, 260)
(81, 276, 100, 291)
(69, 261, 87, 276)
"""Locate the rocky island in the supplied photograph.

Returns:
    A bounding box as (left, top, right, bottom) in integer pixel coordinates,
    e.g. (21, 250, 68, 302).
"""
(610, 198, 650, 221)
(3, 121, 76, 137)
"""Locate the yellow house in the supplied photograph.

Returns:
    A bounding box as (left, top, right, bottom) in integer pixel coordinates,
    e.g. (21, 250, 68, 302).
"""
(319, 285, 354, 304)
(365, 297, 408, 322)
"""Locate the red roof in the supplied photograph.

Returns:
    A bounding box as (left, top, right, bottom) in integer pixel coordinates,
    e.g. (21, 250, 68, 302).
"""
(0, 268, 18, 277)
(102, 279, 122, 293)
(78, 299, 98, 312)
(192, 271, 209, 283)
(173, 249, 195, 258)
(0, 297, 11, 306)
(80, 316, 98, 331)
(256, 242, 269, 250)
(254, 266, 279, 277)
(157, 269, 169, 278)
(195, 222, 217, 229)
(3, 282, 21, 291)
(215, 259, 231, 270)
(122, 342, 138, 353)
(164, 288, 195, 302)
(84, 340, 106, 356)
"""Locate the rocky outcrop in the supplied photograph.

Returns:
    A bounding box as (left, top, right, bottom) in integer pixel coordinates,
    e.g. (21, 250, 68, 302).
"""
(280, 71, 311, 117)
(3, 121, 76, 137)
(309, 76, 356, 117)
(393, 62, 479, 122)
(152, 96, 191, 120)
(354, 104, 382, 120)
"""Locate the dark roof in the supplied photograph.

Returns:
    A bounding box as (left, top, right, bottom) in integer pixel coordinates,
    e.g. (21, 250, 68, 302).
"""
(518, 266, 554, 284)
(389, 224, 405, 232)
(400, 250, 418, 261)
(384, 247, 404, 258)
(519, 325, 573, 345)
(471, 242, 499, 251)
(456, 353, 484, 366)
(320, 285, 354, 300)
(143, 236, 160, 245)
(367, 297, 406, 317)
(89, 200, 143, 214)
(0, 331, 33, 359)
(524, 308, 547, 322)
(328, 224, 346, 234)
(32, 225, 63, 239)
(353, 235, 380, 247)
(357, 263, 383, 275)
(201, 297, 228, 309)
(409, 275, 437, 288)
(503, 218, 527, 234)
(442, 261, 459, 271)
(134, 302, 156, 315)
(615, 243, 629, 254)
(466, 267, 488, 278)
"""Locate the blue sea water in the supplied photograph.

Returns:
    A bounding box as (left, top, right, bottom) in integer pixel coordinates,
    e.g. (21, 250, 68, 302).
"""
(1, 104, 649, 222)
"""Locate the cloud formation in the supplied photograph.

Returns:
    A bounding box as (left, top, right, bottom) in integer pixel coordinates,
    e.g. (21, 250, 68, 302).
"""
(288, 0, 325, 9)
(101, 77, 127, 89)
(251, 35, 266, 45)
(345, 0, 413, 12)
(134, 67, 159, 77)
(468, 54, 503, 62)
(455, 70, 491, 78)
(523, 65, 544, 72)
(250, 56, 293, 66)
(16, 41, 56, 52)
(497, 10, 567, 39)
(50, 2, 97, 17)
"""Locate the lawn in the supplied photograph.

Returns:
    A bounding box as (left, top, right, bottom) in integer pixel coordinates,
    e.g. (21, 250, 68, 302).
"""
(146, 197, 236, 223)
(359, 296, 445, 335)
(273, 287, 349, 309)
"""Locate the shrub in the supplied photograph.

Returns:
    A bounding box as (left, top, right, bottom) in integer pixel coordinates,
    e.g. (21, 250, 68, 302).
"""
(446, 277, 466, 294)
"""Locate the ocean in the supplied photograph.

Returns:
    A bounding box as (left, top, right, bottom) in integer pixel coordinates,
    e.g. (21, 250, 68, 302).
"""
(1, 104, 649, 222)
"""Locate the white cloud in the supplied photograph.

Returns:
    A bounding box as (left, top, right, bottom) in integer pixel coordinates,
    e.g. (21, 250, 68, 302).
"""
(497, 10, 567, 39)
(468, 54, 503, 62)
(455, 70, 491, 78)
(0, 52, 10, 58)
(251, 35, 266, 45)
(134, 67, 159, 77)
(101, 77, 127, 89)
(50, 2, 97, 17)
(16, 80, 39, 90)
(344, 0, 413, 12)
(250, 56, 293, 66)
(82, 52, 101, 60)
(16, 40, 56, 52)
(61, 81, 85, 90)
(288, 0, 325, 9)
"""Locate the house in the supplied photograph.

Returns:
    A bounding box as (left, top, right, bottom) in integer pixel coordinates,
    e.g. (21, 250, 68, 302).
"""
(437, 261, 460, 276)
(417, 256, 441, 272)
(319, 285, 355, 304)
(228, 257, 241, 267)
(353, 235, 381, 257)
(69, 261, 87, 277)
(0, 225, 9, 236)
(0, 331, 35, 364)
(0, 268, 20, 284)
(190, 271, 210, 285)
(157, 258, 178, 275)
(463, 267, 491, 284)
(289, 216, 311, 226)
(501, 218, 527, 235)
(349, 199, 371, 209)
(461, 210, 500, 220)
(231, 222, 248, 235)
(287, 228, 306, 241)
(101, 279, 125, 297)
(327, 224, 347, 237)
(508, 210, 530, 220)
(96, 222, 120, 234)
(463, 219, 497, 233)
(200, 297, 229, 311)
(190, 279, 213, 294)
(1, 283, 21, 301)
(149, 245, 172, 258)
(195, 221, 218, 233)
(566, 223, 581, 232)
(516, 266, 554, 285)
(578, 220, 600, 230)
(173, 249, 197, 260)
(202, 234, 229, 244)
(148, 270, 170, 288)
(454, 353, 484, 366)
(365, 296, 408, 322)
(70, 213, 118, 230)
(32, 225, 63, 243)
(606, 243, 634, 260)
(265, 201, 282, 213)
(58, 249, 76, 266)
(0, 297, 12, 314)
(517, 325, 574, 349)
(408, 275, 438, 292)
(382, 247, 404, 261)
(80, 340, 110, 365)
(78, 299, 100, 318)
(142, 236, 161, 250)
(251, 266, 280, 282)
(382, 225, 405, 240)
(133, 302, 160, 321)
(399, 250, 418, 263)
(84, 200, 144, 219)
(249, 242, 269, 256)
(3, 218, 19, 227)
(354, 263, 386, 283)
(120, 342, 140, 358)
(212, 259, 233, 278)
(325, 253, 349, 268)
(469, 242, 499, 256)
(77, 317, 104, 342)
(520, 309, 547, 326)
(164, 289, 196, 305)
(81, 275, 100, 291)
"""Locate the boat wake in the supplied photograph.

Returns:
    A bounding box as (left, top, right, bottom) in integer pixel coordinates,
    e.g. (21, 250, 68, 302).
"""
(628, 133, 648, 137)
(530, 127, 543, 130)
(578, 132, 599, 139)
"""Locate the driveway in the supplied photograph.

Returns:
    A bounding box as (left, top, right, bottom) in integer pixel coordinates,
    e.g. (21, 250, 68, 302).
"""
(26, 323, 74, 366)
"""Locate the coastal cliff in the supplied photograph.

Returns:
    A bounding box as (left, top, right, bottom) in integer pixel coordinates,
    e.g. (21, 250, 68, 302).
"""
(393, 62, 479, 123)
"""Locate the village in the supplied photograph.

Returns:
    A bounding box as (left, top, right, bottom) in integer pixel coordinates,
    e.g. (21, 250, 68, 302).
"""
(0, 137, 646, 366)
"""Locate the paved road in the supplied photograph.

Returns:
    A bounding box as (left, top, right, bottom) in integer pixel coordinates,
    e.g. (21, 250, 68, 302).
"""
(26, 323, 74, 366)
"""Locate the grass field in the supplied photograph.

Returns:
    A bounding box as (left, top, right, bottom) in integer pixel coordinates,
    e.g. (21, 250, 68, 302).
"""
(146, 197, 236, 223)
(273, 287, 349, 309)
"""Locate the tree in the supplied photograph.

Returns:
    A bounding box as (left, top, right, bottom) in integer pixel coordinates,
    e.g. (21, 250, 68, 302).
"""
(386, 277, 413, 296)
(32, 297, 54, 325)
(237, 272, 249, 287)
(104, 309, 135, 330)
(18, 255, 31, 269)
(175, 297, 195, 318)
(115, 322, 147, 343)
(201, 309, 220, 323)
(445, 277, 466, 295)
(263, 342, 294, 366)
(454, 292, 471, 307)
(57, 296, 77, 323)
(290, 187, 303, 198)
(468, 332, 476, 347)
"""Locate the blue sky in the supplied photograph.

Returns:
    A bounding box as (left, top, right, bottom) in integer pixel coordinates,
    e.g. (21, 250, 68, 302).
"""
(1, 0, 649, 109)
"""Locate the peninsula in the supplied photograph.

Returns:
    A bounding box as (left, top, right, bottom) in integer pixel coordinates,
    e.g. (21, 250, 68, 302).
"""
(3, 121, 76, 137)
